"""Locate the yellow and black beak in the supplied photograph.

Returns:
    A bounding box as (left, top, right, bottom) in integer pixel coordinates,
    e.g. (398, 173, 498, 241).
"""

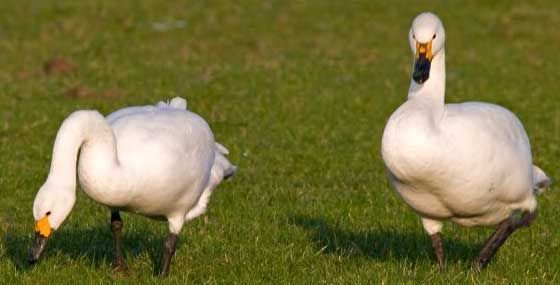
(28, 216, 52, 264)
(413, 41, 433, 84)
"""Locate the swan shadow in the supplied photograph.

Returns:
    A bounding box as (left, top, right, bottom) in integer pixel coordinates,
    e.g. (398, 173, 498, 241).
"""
(289, 215, 480, 264)
(3, 225, 178, 275)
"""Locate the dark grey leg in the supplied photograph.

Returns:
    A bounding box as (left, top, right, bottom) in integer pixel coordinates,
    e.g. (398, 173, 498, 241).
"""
(430, 233, 445, 269)
(159, 233, 178, 277)
(475, 211, 536, 269)
(111, 211, 128, 272)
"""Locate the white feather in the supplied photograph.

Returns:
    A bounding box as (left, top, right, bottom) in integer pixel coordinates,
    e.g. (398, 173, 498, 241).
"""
(381, 13, 549, 235)
(32, 97, 235, 235)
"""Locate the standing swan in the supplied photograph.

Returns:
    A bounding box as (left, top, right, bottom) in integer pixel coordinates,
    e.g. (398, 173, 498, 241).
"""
(381, 13, 550, 269)
(28, 97, 237, 276)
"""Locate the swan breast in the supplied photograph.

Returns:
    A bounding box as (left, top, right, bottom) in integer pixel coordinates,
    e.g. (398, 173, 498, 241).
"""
(382, 101, 535, 220)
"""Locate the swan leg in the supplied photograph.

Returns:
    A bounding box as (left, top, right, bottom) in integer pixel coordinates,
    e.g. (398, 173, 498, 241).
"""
(430, 233, 445, 269)
(421, 217, 445, 269)
(110, 211, 128, 272)
(159, 233, 178, 277)
(475, 210, 536, 269)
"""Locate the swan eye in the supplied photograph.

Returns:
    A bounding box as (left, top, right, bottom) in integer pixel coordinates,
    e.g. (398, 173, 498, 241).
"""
(46, 211, 51, 216)
(433, 34, 436, 39)
(413, 34, 416, 39)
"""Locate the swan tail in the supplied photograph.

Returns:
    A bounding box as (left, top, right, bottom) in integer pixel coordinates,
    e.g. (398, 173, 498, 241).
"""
(185, 142, 237, 222)
(533, 165, 551, 195)
(215, 142, 230, 155)
(156, 97, 187, 110)
(215, 142, 237, 179)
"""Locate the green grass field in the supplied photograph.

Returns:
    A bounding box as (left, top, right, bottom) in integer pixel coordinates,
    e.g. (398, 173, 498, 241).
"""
(1, 0, 559, 284)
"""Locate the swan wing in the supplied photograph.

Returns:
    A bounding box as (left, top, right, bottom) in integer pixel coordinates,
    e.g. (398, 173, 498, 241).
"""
(107, 97, 188, 124)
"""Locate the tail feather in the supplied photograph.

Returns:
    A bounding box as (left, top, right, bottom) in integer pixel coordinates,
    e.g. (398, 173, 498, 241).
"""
(533, 165, 551, 194)
(215, 142, 230, 155)
(156, 97, 187, 110)
(169, 97, 187, 109)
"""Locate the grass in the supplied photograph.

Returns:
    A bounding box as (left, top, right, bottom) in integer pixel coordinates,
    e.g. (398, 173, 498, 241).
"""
(1, 0, 559, 283)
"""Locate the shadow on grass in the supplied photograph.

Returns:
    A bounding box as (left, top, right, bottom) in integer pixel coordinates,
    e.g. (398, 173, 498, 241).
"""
(3, 225, 177, 275)
(290, 215, 480, 264)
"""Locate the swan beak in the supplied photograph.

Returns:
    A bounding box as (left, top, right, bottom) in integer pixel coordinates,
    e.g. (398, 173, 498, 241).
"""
(28, 216, 52, 264)
(413, 41, 433, 84)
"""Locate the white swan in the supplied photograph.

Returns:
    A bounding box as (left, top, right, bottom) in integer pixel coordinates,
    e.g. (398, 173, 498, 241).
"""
(28, 97, 236, 276)
(381, 12, 550, 269)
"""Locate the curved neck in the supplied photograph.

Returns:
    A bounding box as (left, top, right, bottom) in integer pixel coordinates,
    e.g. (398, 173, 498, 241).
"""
(407, 50, 446, 119)
(45, 111, 119, 190)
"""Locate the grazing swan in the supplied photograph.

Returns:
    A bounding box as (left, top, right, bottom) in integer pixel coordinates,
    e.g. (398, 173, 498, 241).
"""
(28, 97, 236, 276)
(381, 12, 550, 269)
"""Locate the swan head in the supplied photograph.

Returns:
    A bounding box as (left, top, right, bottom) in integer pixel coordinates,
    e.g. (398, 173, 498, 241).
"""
(28, 183, 76, 264)
(408, 12, 446, 84)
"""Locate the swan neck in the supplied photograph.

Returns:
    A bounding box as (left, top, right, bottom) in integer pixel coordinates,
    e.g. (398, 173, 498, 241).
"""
(45, 111, 117, 190)
(408, 50, 446, 104)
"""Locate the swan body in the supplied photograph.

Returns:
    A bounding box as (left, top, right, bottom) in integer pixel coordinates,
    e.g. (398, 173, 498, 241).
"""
(381, 12, 550, 267)
(30, 97, 236, 275)
(383, 101, 539, 228)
